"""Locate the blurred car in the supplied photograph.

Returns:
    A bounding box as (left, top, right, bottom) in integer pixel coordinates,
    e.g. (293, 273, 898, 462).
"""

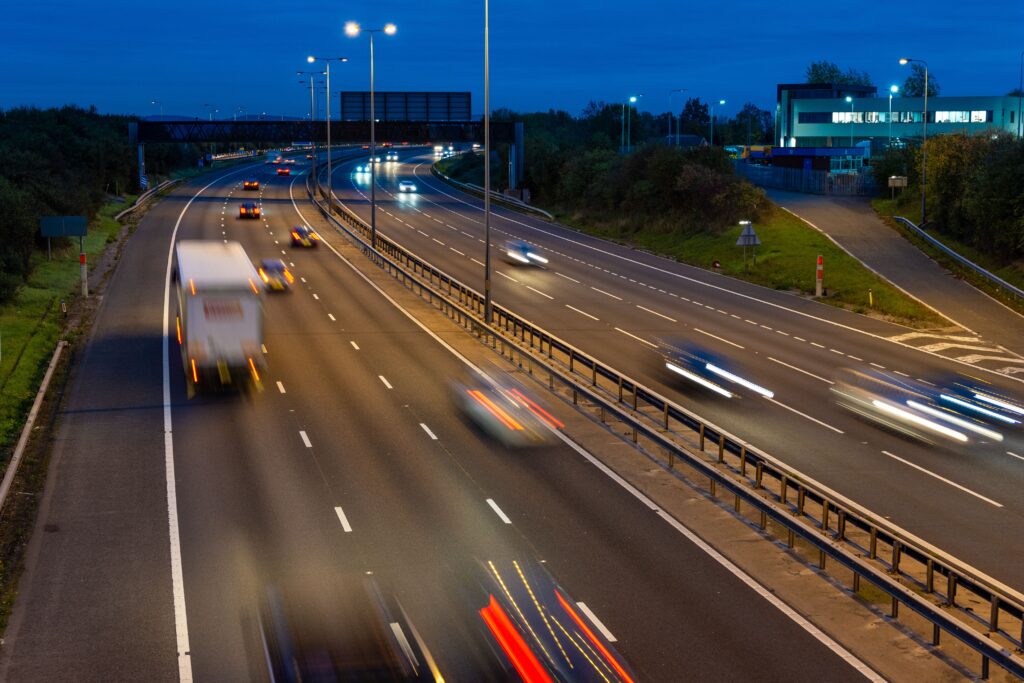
(504, 240, 549, 266)
(385, 152, 399, 162)
(258, 575, 438, 682)
(258, 258, 294, 292)
(354, 165, 369, 174)
(291, 225, 320, 248)
(284, 158, 296, 164)
(277, 166, 291, 176)
(663, 343, 773, 399)
(398, 180, 417, 193)
(243, 179, 260, 191)
(476, 559, 637, 682)
(239, 202, 261, 219)
(305, 153, 315, 159)
(453, 379, 562, 447)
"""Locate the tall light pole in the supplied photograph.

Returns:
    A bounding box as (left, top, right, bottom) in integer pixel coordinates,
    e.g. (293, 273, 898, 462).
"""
(845, 96, 854, 147)
(483, 0, 492, 322)
(307, 56, 349, 208)
(1018, 50, 1023, 139)
(888, 85, 898, 147)
(900, 57, 929, 224)
(150, 100, 163, 117)
(203, 103, 218, 121)
(298, 71, 325, 178)
(668, 88, 686, 145)
(710, 99, 725, 146)
(347, 21, 396, 250)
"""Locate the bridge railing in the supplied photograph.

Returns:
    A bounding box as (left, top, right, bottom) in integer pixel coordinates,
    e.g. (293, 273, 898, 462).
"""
(305, 170, 1024, 680)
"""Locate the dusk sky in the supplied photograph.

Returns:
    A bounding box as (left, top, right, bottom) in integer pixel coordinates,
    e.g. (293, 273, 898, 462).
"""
(3, 1, 1022, 119)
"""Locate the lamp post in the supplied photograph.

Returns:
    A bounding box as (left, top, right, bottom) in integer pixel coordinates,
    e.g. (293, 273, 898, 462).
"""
(346, 21, 396, 251)
(483, 0, 492, 322)
(298, 71, 325, 176)
(888, 85, 898, 147)
(709, 99, 725, 146)
(1018, 50, 1023, 139)
(668, 88, 686, 145)
(150, 100, 163, 118)
(203, 103, 218, 121)
(845, 96, 854, 147)
(306, 56, 349, 209)
(899, 57, 929, 224)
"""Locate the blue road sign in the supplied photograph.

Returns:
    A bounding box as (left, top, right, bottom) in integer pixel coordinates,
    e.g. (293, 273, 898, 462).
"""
(40, 216, 87, 238)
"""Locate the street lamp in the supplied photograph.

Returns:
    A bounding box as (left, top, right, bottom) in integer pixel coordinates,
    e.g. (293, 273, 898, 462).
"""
(1018, 50, 1023, 139)
(668, 88, 686, 145)
(845, 96, 854, 147)
(150, 100, 163, 118)
(346, 21, 396, 250)
(899, 57, 929, 224)
(709, 99, 725, 146)
(203, 103, 218, 121)
(888, 85, 898, 147)
(306, 56, 349, 209)
(298, 71, 325, 173)
(483, 1, 493, 322)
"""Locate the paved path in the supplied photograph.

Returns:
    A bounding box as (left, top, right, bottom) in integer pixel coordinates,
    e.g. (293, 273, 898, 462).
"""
(767, 189, 1024, 366)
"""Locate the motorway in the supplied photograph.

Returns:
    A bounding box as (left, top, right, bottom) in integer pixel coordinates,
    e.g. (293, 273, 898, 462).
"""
(326, 152, 1024, 591)
(0, 158, 877, 681)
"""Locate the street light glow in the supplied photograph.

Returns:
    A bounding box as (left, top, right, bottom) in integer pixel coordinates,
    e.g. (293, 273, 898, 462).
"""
(345, 21, 360, 36)
(307, 55, 315, 63)
(845, 96, 852, 103)
(899, 58, 910, 65)
(384, 23, 397, 35)
(718, 99, 725, 105)
(890, 84, 899, 93)
(629, 96, 637, 103)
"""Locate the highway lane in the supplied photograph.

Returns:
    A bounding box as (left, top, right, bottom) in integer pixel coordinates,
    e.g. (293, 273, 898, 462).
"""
(168, 161, 875, 680)
(326, 154, 1024, 589)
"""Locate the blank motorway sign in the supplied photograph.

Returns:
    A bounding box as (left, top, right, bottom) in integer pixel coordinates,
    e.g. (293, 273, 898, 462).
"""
(40, 216, 87, 237)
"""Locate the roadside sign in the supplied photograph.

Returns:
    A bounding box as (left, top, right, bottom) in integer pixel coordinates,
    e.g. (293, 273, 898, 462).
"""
(736, 224, 760, 247)
(888, 175, 908, 188)
(39, 216, 87, 238)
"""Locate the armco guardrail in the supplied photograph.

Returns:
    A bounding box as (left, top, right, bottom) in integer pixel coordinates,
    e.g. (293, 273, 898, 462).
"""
(431, 161, 554, 220)
(307, 171, 1024, 679)
(895, 216, 1024, 302)
(114, 179, 181, 221)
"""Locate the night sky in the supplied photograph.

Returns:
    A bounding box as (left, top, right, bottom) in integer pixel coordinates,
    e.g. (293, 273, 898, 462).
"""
(3, 0, 1021, 119)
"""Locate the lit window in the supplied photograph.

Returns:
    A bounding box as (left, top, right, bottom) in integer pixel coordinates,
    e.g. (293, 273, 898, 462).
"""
(970, 110, 987, 123)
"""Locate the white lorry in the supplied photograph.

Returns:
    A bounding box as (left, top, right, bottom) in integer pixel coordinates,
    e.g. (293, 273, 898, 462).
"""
(174, 240, 265, 395)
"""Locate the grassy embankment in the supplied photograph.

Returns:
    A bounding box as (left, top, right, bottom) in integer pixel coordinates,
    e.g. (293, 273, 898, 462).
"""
(438, 157, 943, 327)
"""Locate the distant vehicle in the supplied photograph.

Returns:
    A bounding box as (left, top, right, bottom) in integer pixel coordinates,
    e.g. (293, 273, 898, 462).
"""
(238, 202, 260, 219)
(284, 157, 296, 164)
(354, 164, 368, 174)
(258, 258, 293, 292)
(452, 378, 561, 447)
(386, 152, 399, 162)
(663, 343, 773, 400)
(290, 225, 320, 248)
(276, 166, 291, 175)
(504, 240, 548, 266)
(242, 180, 259, 191)
(173, 240, 264, 395)
(305, 153, 314, 159)
(398, 180, 417, 193)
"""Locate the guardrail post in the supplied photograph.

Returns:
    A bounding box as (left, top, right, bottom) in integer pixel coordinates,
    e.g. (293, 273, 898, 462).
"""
(592, 362, 597, 386)
(632, 386, 638, 411)
(988, 596, 999, 633)
(926, 559, 935, 593)
(734, 492, 740, 513)
(891, 541, 901, 575)
(946, 574, 957, 607)
(821, 500, 830, 532)
(853, 572, 861, 594)
(739, 446, 747, 476)
(709, 477, 716, 496)
(787, 529, 795, 548)
(569, 349, 575, 373)
(891, 596, 899, 619)
(663, 403, 669, 429)
(573, 388, 578, 405)
(617, 373, 624, 402)
(780, 475, 788, 505)
(981, 654, 989, 679)
(699, 424, 706, 451)
(819, 549, 826, 570)
(718, 434, 725, 463)
(796, 487, 805, 516)
(836, 510, 846, 540)
(759, 510, 767, 530)
(869, 528, 878, 559)
(932, 624, 940, 646)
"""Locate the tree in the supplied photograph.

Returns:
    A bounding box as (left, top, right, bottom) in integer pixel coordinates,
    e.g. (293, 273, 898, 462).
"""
(804, 61, 873, 86)
(902, 63, 939, 97)
(678, 97, 709, 137)
(735, 103, 773, 145)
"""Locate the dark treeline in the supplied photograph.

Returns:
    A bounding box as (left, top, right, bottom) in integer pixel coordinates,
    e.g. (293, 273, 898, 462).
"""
(0, 105, 202, 302)
(461, 106, 768, 236)
(873, 133, 1024, 260)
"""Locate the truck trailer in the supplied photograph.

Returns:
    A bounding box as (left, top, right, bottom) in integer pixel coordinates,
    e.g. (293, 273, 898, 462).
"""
(174, 240, 265, 395)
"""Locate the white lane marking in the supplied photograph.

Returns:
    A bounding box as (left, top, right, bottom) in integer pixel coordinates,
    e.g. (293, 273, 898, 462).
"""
(566, 304, 599, 321)
(793, 336, 806, 342)
(432, 238, 445, 246)
(893, 370, 910, 377)
(486, 498, 512, 524)
(450, 247, 466, 256)
(916, 378, 936, 386)
(881, 451, 1002, 508)
(870, 362, 886, 369)
(162, 163, 255, 681)
(614, 327, 657, 348)
(261, 344, 268, 354)
(576, 602, 617, 642)
(694, 328, 744, 350)
(328, 313, 336, 321)
(312, 293, 319, 300)
(350, 341, 360, 350)
(417, 230, 430, 237)
(556, 272, 580, 283)
(379, 375, 393, 389)
(496, 270, 518, 282)
(334, 506, 353, 533)
(1007, 451, 1024, 462)
(768, 357, 833, 384)
(471, 258, 486, 267)
(300, 277, 307, 283)
(636, 305, 676, 323)
(810, 342, 825, 348)
(591, 286, 623, 301)
(300, 431, 313, 448)
(776, 330, 790, 336)
(420, 423, 438, 440)
(848, 355, 863, 361)
(526, 285, 554, 300)
(765, 397, 844, 434)
(276, 381, 286, 394)
(744, 319, 756, 325)
(830, 349, 845, 356)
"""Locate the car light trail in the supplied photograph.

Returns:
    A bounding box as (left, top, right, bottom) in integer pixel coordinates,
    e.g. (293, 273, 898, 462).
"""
(872, 400, 968, 442)
(940, 394, 1020, 424)
(907, 400, 1003, 441)
(973, 392, 1024, 416)
(705, 363, 774, 398)
(665, 362, 733, 398)
(479, 596, 553, 683)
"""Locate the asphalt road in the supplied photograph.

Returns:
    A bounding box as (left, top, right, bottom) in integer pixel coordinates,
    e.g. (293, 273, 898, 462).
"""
(327, 153, 1024, 591)
(0, 159, 875, 681)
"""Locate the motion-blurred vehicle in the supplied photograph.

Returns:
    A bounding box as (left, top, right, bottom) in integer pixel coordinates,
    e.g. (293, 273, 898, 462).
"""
(243, 179, 260, 191)
(239, 202, 261, 219)
(475, 559, 637, 682)
(385, 152, 399, 162)
(504, 240, 549, 266)
(354, 165, 369, 174)
(258, 258, 294, 292)
(258, 575, 438, 682)
(453, 378, 562, 447)
(290, 225, 320, 248)
(277, 166, 291, 176)
(398, 180, 417, 193)
(284, 158, 296, 164)
(305, 153, 315, 159)
(663, 343, 773, 399)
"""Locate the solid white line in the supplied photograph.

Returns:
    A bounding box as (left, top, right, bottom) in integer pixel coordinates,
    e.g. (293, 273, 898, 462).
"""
(471, 257, 486, 267)
(334, 506, 353, 533)
(566, 304, 599, 321)
(590, 286, 622, 300)
(350, 340, 360, 350)
(496, 270, 518, 282)
(486, 498, 512, 524)
(614, 327, 657, 348)
(556, 271, 580, 283)
(636, 305, 676, 323)
(420, 423, 438, 440)
(276, 381, 286, 394)
(526, 285, 554, 300)
(300, 430, 312, 448)
(576, 602, 617, 642)
(328, 313, 336, 321)
(768, 357, 833, 384)
(694, 328, 744, 350)
(881, 451, 1002, 507)
(1007, 451, 1024, 462)
(312, 293, 319, 300)
(765, 397, 844, 434)
(162, 164, 255, 681)
(379, 375, 393, 389)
